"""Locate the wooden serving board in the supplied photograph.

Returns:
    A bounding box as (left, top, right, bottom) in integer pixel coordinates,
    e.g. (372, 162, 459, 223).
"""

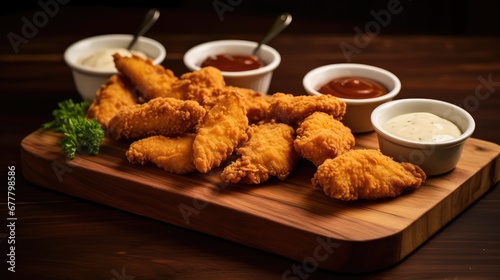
(21, 129, 499, 273)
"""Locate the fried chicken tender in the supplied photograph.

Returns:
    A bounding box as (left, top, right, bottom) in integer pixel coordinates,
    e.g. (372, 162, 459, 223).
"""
(294, 112, 355, 166)
(113, 54, 178, 100)
(269, 93, 346, 124)
(193, 91, 249, 173)
(86, 74, 137, 128)
(126, 134, 196, 174)
(224, 86, 272, 124)
(205, 86, 271, 123)
(168, 66, 226, 104)
(312, 149, 426, 201)
(107, 97, 206, 140)
(221, 122, 299, 184)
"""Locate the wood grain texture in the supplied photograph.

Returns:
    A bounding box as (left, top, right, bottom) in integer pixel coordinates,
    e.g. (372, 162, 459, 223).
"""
(20, 129, 500, 273)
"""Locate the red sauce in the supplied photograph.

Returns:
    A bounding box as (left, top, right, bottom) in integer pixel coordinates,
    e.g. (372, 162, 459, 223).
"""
(318, 76, 387, 99)
(201, 54, 264, 72)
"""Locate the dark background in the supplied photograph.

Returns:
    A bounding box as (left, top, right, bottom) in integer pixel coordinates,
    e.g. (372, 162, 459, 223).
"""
(1, 0, 499, 36)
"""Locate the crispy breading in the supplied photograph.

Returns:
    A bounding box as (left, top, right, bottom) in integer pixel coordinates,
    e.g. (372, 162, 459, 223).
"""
(269, 93, 346, 124)
(221, 122, 299, 184)
(86, 74, 137, 128)
(113, 54, 179, 100)
(192, 91, 249, 173)
(126, 134, 196, 174)
(107, 97, 206, 140)
(312, 149, 426, 201)
(168, 66, 225, 103)
(294, 112, 355, 166)
(224, 86, 272, 124)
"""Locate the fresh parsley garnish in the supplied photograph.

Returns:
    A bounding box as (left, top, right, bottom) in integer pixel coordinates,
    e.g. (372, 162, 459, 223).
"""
(42, 99, 90, 131)
(43, 99, 104, 159)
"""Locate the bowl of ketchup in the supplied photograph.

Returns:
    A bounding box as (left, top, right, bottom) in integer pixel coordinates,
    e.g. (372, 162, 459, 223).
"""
(183, 40, 281, 94)
(303, 63, 401, 133)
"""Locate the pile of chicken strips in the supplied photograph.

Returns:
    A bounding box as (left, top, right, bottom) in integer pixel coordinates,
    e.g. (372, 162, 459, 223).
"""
(86, 54, 426, 201)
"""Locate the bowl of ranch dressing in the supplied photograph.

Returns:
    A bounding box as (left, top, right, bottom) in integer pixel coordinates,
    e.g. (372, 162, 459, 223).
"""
(64, 34, 166, 102)
(371, 98, 475, 176)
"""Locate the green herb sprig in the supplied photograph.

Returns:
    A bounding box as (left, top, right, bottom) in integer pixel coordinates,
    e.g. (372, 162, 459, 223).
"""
(42, 99, 90, 131)
(43, 99, 104, 159)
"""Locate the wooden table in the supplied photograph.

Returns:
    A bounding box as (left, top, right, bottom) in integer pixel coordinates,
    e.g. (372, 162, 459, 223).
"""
(1, 7, 499, 280)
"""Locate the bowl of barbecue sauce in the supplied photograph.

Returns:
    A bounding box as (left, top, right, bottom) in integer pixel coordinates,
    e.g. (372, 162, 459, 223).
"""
(183, 40, 280, 94)
(318, 76, 388, 99)
(201, 54, 264, 72)
(303, 63, 401, 133)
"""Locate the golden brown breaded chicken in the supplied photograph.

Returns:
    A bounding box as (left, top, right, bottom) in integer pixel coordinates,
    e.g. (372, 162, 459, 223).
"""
(269, 93, 346, 124)
(168, 66, 225, 104)
(107, 97, 206, 140)
(126, 134, 196, 174)
(221, 122, 299, 184)
(113, 54, 178, 100)
(182, 66, 225, 88)
(294, 112, 355, 166)
(224, 86, 272, 124)
(192, 91, 249, 173)
(312, 149, 426, 201)
(86, 74, 137, 128)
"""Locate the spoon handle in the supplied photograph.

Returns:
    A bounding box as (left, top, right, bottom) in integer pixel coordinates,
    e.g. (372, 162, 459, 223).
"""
(252, 12, 292, 55)
(127, 9, 160, 50)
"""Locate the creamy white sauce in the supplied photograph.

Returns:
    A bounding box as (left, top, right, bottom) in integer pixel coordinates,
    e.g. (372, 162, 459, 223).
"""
(382, 112, 462, 142)
(78, 48, 147, 70)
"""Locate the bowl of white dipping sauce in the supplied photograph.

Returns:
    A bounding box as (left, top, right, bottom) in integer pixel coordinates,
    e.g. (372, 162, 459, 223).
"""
(371, 98, 475, 176)
(77, 48, 148, 71)
(64, 34, 166, 102)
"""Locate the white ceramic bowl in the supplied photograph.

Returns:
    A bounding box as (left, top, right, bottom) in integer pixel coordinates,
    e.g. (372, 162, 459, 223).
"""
(64, 34, 166, 102)
(183, 39, 281, 94)
(303, 63, 401, 133)
(371, 98, 475, 176)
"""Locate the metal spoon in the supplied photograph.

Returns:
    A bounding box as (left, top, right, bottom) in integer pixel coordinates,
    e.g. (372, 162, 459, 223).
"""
(252, 12, 292, 56)
(127, 9, 160, 50)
